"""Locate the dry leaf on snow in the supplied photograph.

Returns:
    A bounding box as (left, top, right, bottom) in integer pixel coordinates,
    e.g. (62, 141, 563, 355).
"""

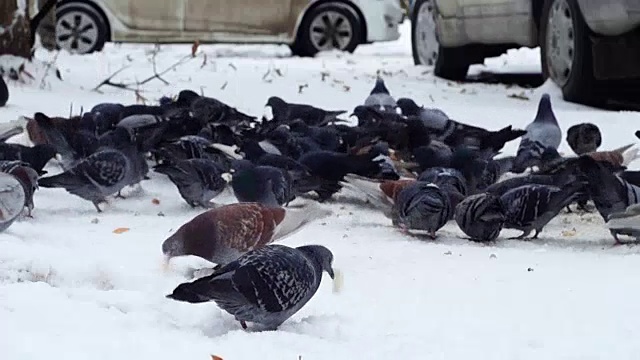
(113, 227, 130, 234)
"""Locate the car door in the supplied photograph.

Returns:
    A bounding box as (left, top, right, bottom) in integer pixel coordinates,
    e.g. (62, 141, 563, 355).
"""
(102, 0, 184, 31)
(183, 0, 293, 35)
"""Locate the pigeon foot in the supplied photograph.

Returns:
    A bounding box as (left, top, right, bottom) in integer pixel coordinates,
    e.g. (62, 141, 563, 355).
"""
(240, 321, 248, 330)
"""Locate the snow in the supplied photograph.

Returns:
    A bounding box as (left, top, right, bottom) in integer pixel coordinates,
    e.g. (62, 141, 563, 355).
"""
(2, 22, 640, 360)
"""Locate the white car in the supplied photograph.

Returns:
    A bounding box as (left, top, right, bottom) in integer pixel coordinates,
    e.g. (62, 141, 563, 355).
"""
(409, 0, 640, 106)
(53, 0, 404, 56)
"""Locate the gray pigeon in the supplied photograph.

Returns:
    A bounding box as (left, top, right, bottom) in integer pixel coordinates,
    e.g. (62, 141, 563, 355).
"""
(392, 181, 452, 238)
(396, 97, 449, 131)
(162, 202, 331, 266)
(229, 160, 295, 207)
(566, 123, 602, 155)
(364, 77, 397, 113)
(577, 156, 640, 243)
(99, 126, 149, 193)
(0, 160, 39, 216)
(454, 193, 505, 242)
(511, 94, 562, 173)
(0, 172, 26, 232)
(500, 182, 586, 239)
(166, 244, 336, 331)
(153, 158, 228, 208)
(37, 149, 131, 212)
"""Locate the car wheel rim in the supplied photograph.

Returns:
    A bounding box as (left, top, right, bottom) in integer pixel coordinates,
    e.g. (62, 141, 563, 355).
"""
(56, 11, 99, 54)
(309, 11, 353, 51)
(415, 0, 438, 66)
(545, 0, 575, 87)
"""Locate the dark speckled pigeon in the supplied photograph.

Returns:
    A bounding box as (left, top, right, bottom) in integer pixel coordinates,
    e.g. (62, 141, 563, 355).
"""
(454, 193, 505, 242)
(166, 244, 336, 331)
(364, 77, 396, 113)
(154, 158, 228, 208)
(567, 123, 602, 155)
(37, 149, 131, 212)
(162, 202, 331, 267)
(511, 94, 562, 173)
(500, 182, 586, 239)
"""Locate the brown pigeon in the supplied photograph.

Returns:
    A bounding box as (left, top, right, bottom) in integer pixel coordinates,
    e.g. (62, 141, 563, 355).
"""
(162, 202, 331, 267)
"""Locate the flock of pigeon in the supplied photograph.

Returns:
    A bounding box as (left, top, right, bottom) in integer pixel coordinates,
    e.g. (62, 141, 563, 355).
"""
(3, 77, 640, 331)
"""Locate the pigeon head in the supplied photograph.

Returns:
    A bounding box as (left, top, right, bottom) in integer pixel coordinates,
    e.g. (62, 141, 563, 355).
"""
(101, 127, 135, 150)
(297, 245, 335, 279)
(162, 212, 218, 262)
(534, 93, 557, 124)
(370, 76, 390, 95)
(176, 90, 200, 107)
(166, 280, 212, 303)
(396, 98, 421, 116)
(265, 97, 287, 120)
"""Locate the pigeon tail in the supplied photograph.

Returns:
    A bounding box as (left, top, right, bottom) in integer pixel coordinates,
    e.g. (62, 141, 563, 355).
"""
(339, 174, 394, 211)
(533, 93, 558, 124)
(38, 171, 85, 189)
(166, 274, 234, 304)
(622, 146, 640, 167)
(271, 203, 332, 241)
(484, 126, 527, 152)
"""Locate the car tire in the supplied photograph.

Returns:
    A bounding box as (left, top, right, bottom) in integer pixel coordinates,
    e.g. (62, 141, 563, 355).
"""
(411, 0, 470, 80)
(55, 1, 108, 54)
(292, 3, 362, 57)
(540, 0, 598, 105)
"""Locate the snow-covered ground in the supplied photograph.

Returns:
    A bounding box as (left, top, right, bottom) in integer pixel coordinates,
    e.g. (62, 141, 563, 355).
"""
(2, 22, 640, 360)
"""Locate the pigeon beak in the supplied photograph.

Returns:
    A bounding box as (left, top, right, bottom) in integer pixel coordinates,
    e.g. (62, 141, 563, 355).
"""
(327, 267, 335, 279)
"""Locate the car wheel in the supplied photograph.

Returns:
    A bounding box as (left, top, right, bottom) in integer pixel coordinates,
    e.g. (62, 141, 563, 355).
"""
(540, 0, 597, 104)
(411, 0, 438, 66)
(55, 2, 108, 54)
(292, 3, 362, 57)
(411, 0, 470, 80)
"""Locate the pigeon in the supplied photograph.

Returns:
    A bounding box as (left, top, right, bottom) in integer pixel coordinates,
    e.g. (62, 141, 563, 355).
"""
(229, 161, 295, 207)
(190, 95, 256, 125)
(0, 76, 8, 107)
(454, 193, 505, 242)
(162, 202, 332, 266)
(99, 126, 149, 192)
(605, 203, 640, 242)
(511, 94, 562, 173)
(364, 77, 397, 113)
(577, 156, 640, 243)
(265, 96, 346, 126)
(397, 97, 526, 153)
(154, 158, 229, 208)
(485, 173, 574, 197)
(584, 144, 639, 170)
(566, 123, 602, 155)
(0, 161, 39, 216)
(0, 172, 26, 232)
(166, 244, 336, 330)
(392, 181, 452, 237)
(500, 182, 586, 239)
(417, 167, 467, 211)
(37, 149, 131, 212)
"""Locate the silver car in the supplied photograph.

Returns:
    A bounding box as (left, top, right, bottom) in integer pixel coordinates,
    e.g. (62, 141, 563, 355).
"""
(53, 0, 404, 57)
(410, 0, 640, 105)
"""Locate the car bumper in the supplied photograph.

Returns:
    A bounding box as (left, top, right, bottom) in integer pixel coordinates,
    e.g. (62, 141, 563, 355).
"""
(354, 0, 404, 42)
